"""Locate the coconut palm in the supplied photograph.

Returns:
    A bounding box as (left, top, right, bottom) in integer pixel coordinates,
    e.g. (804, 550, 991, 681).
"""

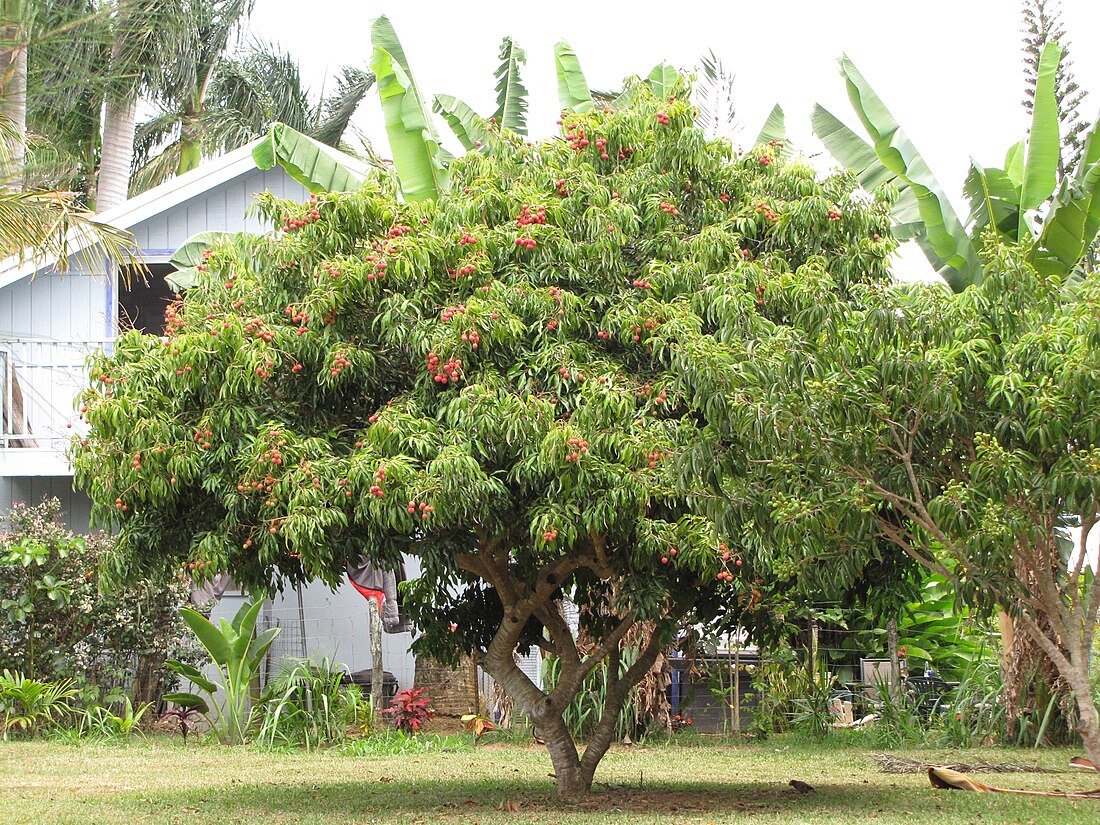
(131, 9, 373, 195)
(0, 2, 138, 269)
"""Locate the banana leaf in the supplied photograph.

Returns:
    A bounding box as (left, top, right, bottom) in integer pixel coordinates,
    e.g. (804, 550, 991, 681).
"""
(754, 103, 785, 148)
(963, 162, 1020, 238)
(179, 607, 233, 666)
(253, 122, 364, 194)
(492, 36, 528, 134)
(838, 55, 980, 291)
(554, 41, 593, 114)
(1035, 114, 1100, 275)
(162, 692, 211, 714)
(812, 104, 900, 191)
(1019, 42, 1062, 214)
(433, 94, 489, 153)
(166, 229, 230, 291)
(812, 105, 924, 240)
(371, 17, 451, 202)
(645, 63, 678, 100)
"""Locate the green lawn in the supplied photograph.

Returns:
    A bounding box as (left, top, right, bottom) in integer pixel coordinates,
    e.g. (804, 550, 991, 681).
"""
(2, 735, 1098, 824)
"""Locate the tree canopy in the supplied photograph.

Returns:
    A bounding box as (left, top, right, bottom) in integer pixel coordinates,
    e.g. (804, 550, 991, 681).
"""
(74, 74, 895, 796)
(693, 236, 1100, 768)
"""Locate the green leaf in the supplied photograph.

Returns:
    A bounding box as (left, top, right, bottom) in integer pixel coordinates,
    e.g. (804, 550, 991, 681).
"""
(166, 230, 229, 292)
(963, 162, 1020, 237)
(645, 63, 678, 100)
(370, 19, 450, 202)
(179, 607, 233, 666)
(1019, 41, 1062, 214)
(811, 104, 898, 191)
(492, 36, 528, 135)
(230, 600, 264, 660)
(162, 693, 211, 714)
(245, 626, 281, 672)
(253, 122, 364, 194)
(753, 104, 785, 149)
(553, 41, 593, 114)
(1035, 159, 1100, 275)
(163, 660, 218, 695)
(837, 55, 980, 291)
(1003, 140, 1025, 191)
(432, 95, 489, 153)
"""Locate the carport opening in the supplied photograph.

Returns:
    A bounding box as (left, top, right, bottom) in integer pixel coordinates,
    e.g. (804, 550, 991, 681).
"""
(119, 264, 177, 335)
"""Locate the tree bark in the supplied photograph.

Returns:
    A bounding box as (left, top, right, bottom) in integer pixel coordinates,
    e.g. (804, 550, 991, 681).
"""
(97, 96, 137, 211)
(0, 30, 27, 189)
(370, 596, 384, 713)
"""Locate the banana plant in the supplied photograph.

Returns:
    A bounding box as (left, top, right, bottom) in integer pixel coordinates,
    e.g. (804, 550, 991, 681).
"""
(253, 122, 365, 195)
(814, 42, 1100, 291)
(370, 15, 452, 203)
(163, 600, 280, 745)
(433, 36, 529, 152)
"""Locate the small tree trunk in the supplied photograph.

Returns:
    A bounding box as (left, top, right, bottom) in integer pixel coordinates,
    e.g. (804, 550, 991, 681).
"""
(131, 652, 165, 708)
(370, 596, 384, 713)
(541, 714, 585, 799)
(886, 617, 900, 700)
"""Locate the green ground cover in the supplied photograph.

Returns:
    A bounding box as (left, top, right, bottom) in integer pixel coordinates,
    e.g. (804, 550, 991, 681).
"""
(2, 735, 1098, 824)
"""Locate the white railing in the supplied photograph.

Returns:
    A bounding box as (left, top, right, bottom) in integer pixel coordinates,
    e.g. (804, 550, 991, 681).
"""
(0, 338, 114, 450)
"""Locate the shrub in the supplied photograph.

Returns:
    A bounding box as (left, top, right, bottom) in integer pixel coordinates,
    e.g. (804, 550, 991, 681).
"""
(0, 499, 201, 705)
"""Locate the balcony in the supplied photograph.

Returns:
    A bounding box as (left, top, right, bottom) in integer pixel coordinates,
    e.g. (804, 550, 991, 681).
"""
(0, 338, 112, 476)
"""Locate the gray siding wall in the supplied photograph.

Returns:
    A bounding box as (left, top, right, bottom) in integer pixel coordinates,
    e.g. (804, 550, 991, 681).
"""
(0, 476, 93, 532)
(129, 167, 308, 253)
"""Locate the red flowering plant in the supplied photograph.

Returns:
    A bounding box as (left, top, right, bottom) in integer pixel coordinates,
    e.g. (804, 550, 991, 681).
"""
(380, 688, 433, 734)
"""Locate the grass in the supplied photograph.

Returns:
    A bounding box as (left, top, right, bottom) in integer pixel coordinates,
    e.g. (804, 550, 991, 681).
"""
(2, 733, 1099, 824)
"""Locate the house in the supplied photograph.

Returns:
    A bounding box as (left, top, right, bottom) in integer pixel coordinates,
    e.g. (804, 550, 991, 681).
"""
(0, 142, 426, 696)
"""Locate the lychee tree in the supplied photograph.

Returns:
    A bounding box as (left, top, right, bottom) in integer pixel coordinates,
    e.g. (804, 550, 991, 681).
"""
(73, 75, 894, 797)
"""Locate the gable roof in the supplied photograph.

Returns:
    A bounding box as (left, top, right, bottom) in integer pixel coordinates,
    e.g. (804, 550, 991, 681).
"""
(0, 138, 370, 291)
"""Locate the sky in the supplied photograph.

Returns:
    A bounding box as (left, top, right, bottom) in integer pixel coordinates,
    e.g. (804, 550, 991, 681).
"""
(245, 0, 1100, 281)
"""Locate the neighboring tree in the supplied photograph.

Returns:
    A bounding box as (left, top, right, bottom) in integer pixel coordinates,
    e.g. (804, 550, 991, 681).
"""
(0, 2, 138, 269)
(699, 238, 1100, 769)
(1021, 0, 1090, 181)
(73, 75, 893, 796)
(813, 43, 1100, 291)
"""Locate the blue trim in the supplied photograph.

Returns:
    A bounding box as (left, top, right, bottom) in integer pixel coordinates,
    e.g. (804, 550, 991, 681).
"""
(105, 258, 115, 338)
(139, 248, 177, 257)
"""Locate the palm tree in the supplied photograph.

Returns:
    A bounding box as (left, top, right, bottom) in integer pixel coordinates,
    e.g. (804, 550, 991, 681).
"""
(0, 1, 138, 269)
(131, 29, 374, 195)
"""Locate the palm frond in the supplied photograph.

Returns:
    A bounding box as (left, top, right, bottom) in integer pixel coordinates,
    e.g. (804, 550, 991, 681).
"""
(0, 188, 142, 276)
(695, 48, 736, 138)
(312, 66, 374, 147)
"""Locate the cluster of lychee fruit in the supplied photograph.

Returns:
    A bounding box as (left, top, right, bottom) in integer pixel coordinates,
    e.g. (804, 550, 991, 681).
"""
(282, 208, 320, 232)
(425, 352, 463, 384)
(407, 500, 434, 520)
(440, 303, 467, 323)
(516, 205, 546, 227)
(755, 202, 779, 223)
(330, 352, 352, 378)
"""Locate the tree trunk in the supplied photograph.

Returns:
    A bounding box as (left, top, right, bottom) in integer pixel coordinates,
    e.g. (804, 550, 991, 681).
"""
(0, 31, 27, 188)
(370, 596, 384, 713)
(131, 652, 165, 708)
(97, 96, 137, 211)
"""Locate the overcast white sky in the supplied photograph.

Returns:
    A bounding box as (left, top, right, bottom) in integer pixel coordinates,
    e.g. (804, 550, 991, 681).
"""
(245, 0, 1100, 281)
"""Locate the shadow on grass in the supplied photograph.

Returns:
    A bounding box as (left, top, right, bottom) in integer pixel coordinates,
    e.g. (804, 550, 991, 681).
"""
(118, 775, 996, 822)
